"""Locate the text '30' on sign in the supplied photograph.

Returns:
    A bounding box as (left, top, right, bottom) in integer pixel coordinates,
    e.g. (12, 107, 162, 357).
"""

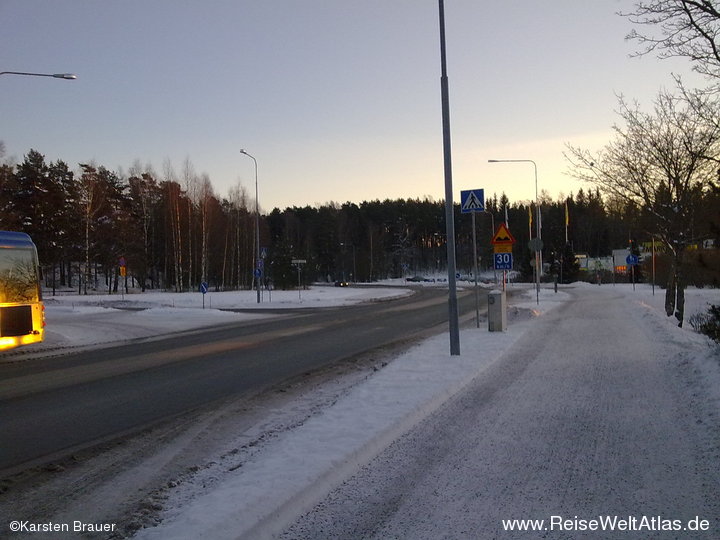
(494, 252, 513, 270)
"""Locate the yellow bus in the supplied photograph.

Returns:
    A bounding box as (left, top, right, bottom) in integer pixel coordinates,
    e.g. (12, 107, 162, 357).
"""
(0, 231, 45, 350)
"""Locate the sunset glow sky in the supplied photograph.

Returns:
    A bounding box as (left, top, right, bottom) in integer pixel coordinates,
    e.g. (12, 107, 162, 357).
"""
(0, 1, 706, 211)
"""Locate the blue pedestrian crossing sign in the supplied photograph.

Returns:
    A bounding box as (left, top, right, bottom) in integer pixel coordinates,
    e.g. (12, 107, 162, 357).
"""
(460, 189, 485, 213)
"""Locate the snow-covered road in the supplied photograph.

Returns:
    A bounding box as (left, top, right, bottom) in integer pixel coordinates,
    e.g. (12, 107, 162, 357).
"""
(281, 285, 720, 539)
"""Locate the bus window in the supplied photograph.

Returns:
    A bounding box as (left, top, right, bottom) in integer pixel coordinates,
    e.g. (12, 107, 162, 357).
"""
(0, 250, 41, 303)
(0, 231, 44, 350)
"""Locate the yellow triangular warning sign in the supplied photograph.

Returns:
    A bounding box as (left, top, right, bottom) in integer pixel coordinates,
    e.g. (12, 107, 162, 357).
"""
(491, 223, 516, 245)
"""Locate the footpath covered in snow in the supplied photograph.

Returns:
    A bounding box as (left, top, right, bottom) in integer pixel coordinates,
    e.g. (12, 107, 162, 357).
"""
(282, 284, 720, 539)
(130, 283, 720, 540)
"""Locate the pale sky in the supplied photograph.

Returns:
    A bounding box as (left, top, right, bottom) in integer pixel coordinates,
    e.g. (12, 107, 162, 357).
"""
(0, 0, 706, 211)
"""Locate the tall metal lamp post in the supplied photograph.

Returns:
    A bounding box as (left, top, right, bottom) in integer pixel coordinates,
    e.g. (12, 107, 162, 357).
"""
(240, 149, 261, 303)
(0, 71, 77, 80)
(488, 159, 541, 304)
(438, 0, 460, 355)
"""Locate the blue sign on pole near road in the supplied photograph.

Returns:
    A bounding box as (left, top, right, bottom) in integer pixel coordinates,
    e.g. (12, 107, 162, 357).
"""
(199, 282, 208, 294)
(626, 254, 639, 266)
(460, 189, 485, 213)
(494, 252, 513, 270)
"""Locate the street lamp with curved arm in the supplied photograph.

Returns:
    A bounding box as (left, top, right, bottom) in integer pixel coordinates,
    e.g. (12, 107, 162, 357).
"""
(0, 71, 77, 80)
(488, 158, 541, 304)
(240, 149, 261, 304)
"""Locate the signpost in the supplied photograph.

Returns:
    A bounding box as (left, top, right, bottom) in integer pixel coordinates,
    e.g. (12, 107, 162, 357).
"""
(491, 223, 516, 292)
(199, 281, 209, 308)
(292, 259, 307, 301)
(118, 257, 127, 300)
(528, 237, 544, 252)
(460, 189, 485, 214)
(488, 223, 515, 332)
(461, 189, 485, 328)
(626, 253, 639, 291)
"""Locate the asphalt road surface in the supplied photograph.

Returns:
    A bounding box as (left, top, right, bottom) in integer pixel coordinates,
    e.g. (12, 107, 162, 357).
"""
(0, 286, 483, 473)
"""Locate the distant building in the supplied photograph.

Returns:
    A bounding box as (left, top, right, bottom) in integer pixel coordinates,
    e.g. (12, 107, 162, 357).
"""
(575, 253, 588, 270)
(584, 256, 613, 272)
(581, 250, 633, 274)
(612, 249, 631, 273)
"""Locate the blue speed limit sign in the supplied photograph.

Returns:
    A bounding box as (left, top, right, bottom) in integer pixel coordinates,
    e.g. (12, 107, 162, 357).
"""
(494, 252, 513, 270)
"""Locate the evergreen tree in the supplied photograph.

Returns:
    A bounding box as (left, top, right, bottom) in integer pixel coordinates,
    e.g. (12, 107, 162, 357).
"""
(559, 243, 581, 283)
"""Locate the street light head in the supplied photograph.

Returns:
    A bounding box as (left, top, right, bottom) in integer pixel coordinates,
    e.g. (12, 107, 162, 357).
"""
(488, 159, 499, 163)
(240, 149, 257, 162)
(1, 71, 77, 80)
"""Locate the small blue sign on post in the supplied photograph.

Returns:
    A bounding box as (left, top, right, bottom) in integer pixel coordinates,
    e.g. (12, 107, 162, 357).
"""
(494, 252, 513, 270)
(460, 189, 485, 213)
(199, 281, 209, 309)
(626, 254, 639, 266)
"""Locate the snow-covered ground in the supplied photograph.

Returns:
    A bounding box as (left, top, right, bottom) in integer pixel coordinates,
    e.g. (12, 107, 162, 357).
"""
(280, 283, 720, 539)
(4, 281, 719, 539)
(117, 282, 718, 540)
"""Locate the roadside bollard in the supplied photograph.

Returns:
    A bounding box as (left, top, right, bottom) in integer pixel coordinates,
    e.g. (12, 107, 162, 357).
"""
(488, 290, 507, 332)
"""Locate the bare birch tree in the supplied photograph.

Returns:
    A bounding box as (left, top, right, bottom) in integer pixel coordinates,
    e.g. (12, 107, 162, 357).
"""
(198, 173, 214, 285)
(181, 157, 197, 290)
(163, 160, 183, 292)
(228, 182, 250, 289)
(566, 88, 720, 325)
(78, 164, 101, 295)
